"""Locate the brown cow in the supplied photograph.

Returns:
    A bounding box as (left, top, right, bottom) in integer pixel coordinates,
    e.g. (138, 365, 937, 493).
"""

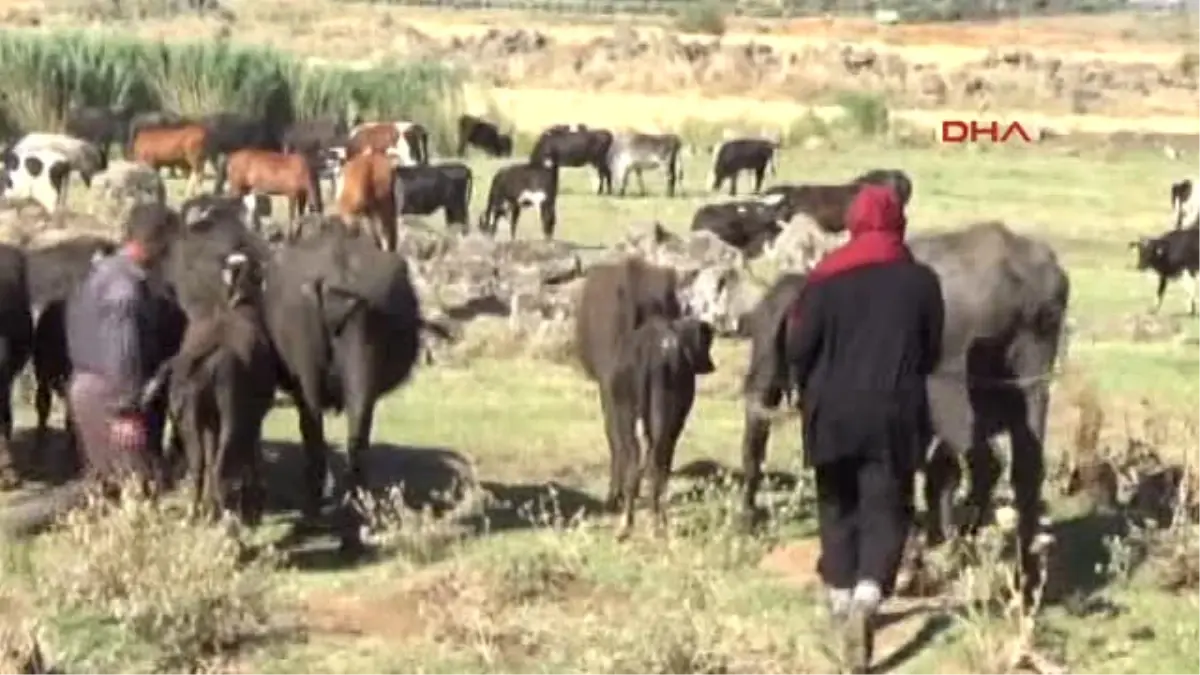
(346, 121, 429, 166)
(224, 149, 323, 222)
(129, 124, 208, 196)
(575, 258, 684, 513)
(336, 151, 398, 252)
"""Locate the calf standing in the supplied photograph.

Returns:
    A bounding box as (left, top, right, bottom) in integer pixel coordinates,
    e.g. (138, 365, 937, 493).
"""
(609, 316, 715, 538)
(708, 138, 778, 196)
(143, 252, 276, 523)
(1131, 225, 1200, 314)
(224, 149, 323, 222)
(608, 133, 684, 198)
(479, 158, 559, 240)
(530, 126, 613, 194)
(395, 162, 473, 231)
(457, 114, 513, 157)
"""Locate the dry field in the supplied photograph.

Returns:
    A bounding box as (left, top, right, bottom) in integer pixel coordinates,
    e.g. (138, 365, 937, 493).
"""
(0, 3, 1198, 674)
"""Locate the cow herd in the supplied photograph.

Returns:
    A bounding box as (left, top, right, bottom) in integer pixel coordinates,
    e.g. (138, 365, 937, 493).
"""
(0, 99, 1194, 595)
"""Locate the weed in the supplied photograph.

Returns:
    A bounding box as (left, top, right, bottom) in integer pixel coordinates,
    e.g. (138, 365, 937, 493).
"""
(673, 2, 727, 36)
(834, 91, 890, 137)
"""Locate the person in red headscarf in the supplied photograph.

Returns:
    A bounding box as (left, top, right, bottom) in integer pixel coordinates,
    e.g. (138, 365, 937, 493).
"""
(784, 184, 944, 674)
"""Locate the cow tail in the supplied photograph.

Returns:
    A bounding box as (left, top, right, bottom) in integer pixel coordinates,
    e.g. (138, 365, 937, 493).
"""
(464, 170, 474, 229)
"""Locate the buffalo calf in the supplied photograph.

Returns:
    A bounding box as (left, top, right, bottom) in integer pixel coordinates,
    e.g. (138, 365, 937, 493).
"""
(609, 316, 715, 538)
(144, 251, 276, 523)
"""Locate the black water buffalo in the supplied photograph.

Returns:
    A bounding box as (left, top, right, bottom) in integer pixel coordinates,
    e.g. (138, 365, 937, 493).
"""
(479, 158, 559, 240)
(457, 114, 513, 157)
(264, 228, 424, 546)
(530, 126, 613, 194)
(65, 103, 134, 167)
(144, 251, 276, 524)
(283, 117, 349, 156)
(609, 316, 715, 537)
(25, 236, 118, 456)
(0, 244, 34, 486)
(762, 169, 914, 232)
(1130, 225, 1199, 315)
(740, 222, 1070, 596)
(395, 162, 473, 230)
(691, 199, 787, 257)
(575, 258, 684, 511)
(708, 138, 778, 196)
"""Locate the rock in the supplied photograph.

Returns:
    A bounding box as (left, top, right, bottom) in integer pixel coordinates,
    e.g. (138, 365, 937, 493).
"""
(86, 160, 165, 226)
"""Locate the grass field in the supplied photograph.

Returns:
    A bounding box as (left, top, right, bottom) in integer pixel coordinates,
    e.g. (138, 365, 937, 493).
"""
(1, 138, 1197, 673)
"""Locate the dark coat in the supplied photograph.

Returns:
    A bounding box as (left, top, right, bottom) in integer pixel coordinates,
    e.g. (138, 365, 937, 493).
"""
(786, 261, 943, 468)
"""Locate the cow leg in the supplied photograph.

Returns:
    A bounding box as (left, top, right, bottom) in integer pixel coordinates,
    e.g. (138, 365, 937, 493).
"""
(509, 206, 522, 241)
(34, 373, 52, 454)
(923, 440, 961, 546)
(294, 401, 328, 523)
(1007, 337, 1057, 602)
(636, 168, 648, 198)
(0, 379, 14, 488)
(729, 172, 739, 197)
(618, 167, 630, 198)
(648, 394, 690, 537)
(599, 385, 627, 512)
(614, 404, 643, 541)
(962, 438, 1002, 535)
(753, 167, 767, 193)
(740, 386, 782, 530)
(1187, 270, 1198, 316)
(540, 203, 556, 241)
(1153, 274, 1168, 313)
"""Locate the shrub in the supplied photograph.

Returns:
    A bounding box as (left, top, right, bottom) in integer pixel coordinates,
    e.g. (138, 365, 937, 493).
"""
(0, 31, 465, 152)
(674, 1, 728, 36)
(834, 90, 889, 137)
(31, 484, 284, 671)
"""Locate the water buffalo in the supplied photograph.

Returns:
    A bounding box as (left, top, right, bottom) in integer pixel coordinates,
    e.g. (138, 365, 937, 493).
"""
(264, 228, 426, 547)
(739, 221, 1070, 597)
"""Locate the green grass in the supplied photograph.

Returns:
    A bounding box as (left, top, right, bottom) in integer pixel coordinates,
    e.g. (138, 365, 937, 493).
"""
(5, 140, 1198, 673)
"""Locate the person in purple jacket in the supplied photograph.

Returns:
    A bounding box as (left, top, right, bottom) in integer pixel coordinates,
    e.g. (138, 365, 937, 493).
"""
(65, 204, 177, 491)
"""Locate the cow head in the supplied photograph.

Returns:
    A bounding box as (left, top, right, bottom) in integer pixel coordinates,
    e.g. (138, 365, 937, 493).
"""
(221, 251, 265, 307)
(1130, 237, 1167, 271)
(497, 134, 514, 157)
(669, 317, 717, 375)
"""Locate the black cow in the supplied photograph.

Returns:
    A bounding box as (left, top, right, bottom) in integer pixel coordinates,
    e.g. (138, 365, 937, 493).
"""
(64, 103, 134, 168)
(479, 158, 559, 240)
(708, 138, 779, 196)
(395, 162, 473, 230)
(762, 169, 914, 233)
(1130, 225, 1199, 315)
(143, 251, 276, 524)
(530, 126, 613, 195)
(25, 236, 118, 458)
(740, 222, 1070, 598)
(263, 228, 426, 548)
(283, 117, 349, 156)
(575, 258, 684, 511)
(0, 244, 34, 487)
(690, 199, 787, 257)
(457, 114, 513, 158)
(608, 316, 716, 538)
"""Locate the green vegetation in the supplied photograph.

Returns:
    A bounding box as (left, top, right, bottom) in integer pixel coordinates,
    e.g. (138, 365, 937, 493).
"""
(0, 31, 465, 152)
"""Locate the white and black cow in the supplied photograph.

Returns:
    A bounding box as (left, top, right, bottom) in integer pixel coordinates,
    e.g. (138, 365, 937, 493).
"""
(1131, 225, 1200, 315)
(707, 137, 779, 196)
(348, 121, 430, 167)
(607, 133, 684, 198)
(394, 161, 473, 231)
(1171, 178, 1198, 230)
(530, 124, 613, 195)
(1, 146, 74, 214)
(479, 157, 559, 240)
(690, 198, 787, 258)
(457, 114, 513, 158)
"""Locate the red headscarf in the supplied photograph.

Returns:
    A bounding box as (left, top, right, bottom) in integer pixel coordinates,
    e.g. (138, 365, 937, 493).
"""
(788, 184, 911, 318)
